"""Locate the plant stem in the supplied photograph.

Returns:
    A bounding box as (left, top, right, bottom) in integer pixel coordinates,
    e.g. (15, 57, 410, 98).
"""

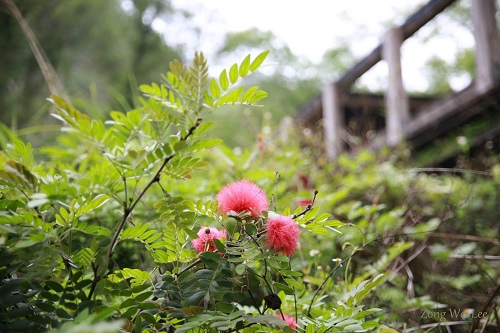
(177, 258, 201, 277)
(105, 118, 203, 269)
(468, 282, 500, 333)
(292, 190, 318, 219)
(307, 258, 343, 316)
(87, 262, 100, 300)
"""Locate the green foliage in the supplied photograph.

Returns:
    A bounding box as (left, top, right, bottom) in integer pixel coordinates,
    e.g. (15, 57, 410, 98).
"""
(0, 0, 182, 132)
(1, 49, 499, 333)
(0, 51, 290, 332)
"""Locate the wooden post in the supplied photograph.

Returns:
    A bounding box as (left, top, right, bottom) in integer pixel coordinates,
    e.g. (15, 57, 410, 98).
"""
(383, 27, 410, 146)
(322, 82, 343, 160)
(471, 0, 500, 93)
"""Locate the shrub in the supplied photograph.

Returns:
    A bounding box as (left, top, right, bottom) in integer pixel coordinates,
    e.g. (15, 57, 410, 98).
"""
(1, 51, 498, 333)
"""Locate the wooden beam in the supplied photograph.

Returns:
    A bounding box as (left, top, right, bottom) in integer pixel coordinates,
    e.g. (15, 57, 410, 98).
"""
(408, 84, 480, 139)
(383, 27, 409, 146)
(336, 0, 455, 89)
(336, 45, 382, 88)
(471, 0, 500, 93)
(408, 85, 500, 147)
(322, 82, 343, 160)
(401, 0, 456, 39)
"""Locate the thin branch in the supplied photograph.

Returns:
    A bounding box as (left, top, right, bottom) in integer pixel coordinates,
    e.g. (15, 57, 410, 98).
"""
(2, 0, 69, 101)
(389, 238, 429, 280)
(469, 282, 500, 333)
(404, 167, 491, 177)
(404, 321, 469, 332)
(289, 261, 298, 326)
(307, 259, 343, 316)
(292, 190, 318, 219)
(493, 305, 500, 332)
(246, 287, 263, 315)
(106, 154, 173, 261)
(449, 255, 500, 260)
(428, 232, 500, 245)
(177, 258, 201, 277)
(87, 262, 100, 300)
(246, 266, 274, 295)
(106, 118, 203, 266)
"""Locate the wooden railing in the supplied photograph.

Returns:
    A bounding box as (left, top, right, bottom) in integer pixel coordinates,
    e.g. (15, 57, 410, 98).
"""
(316, 0, 500, 160)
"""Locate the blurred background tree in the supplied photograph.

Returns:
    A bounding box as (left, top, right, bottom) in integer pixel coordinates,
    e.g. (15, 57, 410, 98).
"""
(0, 0, 491, 148)
(0, 0, 182, 134)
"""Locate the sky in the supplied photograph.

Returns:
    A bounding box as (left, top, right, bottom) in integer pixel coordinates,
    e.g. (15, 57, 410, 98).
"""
(154, 0, 476, 92)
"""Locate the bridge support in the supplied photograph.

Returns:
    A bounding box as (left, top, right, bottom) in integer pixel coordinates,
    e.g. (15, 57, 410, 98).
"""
(322, 82, 343, 160)
(471, 0, 500, 93)
(383, 27, 410, 147)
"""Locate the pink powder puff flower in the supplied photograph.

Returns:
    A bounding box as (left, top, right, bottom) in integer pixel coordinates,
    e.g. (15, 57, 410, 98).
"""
(265, 215, 301, 257)
(191, 227, 227, 253)
(216, 180, 269, 218)
(276, 314, 297, 330)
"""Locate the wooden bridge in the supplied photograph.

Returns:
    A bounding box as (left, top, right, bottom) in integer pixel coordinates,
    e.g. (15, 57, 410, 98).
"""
(296, 0, 500, 167)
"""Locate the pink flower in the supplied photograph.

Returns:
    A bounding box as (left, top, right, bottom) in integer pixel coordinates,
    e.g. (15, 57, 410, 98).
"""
(191, 227, 227, 253)
(276, 314, 297, 330)
(265, 215, 301, 257)
(216, 180, 269, 218)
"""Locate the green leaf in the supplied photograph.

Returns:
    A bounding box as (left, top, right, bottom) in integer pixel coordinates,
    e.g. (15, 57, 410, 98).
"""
(344, 324, 364, 331)
(44, 281, 64, 293)
(250, 50, 269, 72)
(27, 193, 49, 208)
(219, 69, 229, 90)
(0, 160, 37, 191)
(240, 86, 259, 104)
(203, 91, 214, 106)
(56, 308, 72, 319)
(15, 233, 46, 248)
(406, 217, 440, 239)
(215, 302, 234, 313)
(121, 306, 138, 318)
(452, 242, 476, 256)
(227, 257, 244, 263)
(141, 312, 156, 324)
(174, 141, 187, 151)
(199, 251, 221, 265)
(36, 301, 56, 312)
(196, 121, 216, 135)
(249, 91, 268, 104)
(138, 302, 159, 310)
(306, 324, 316, 333)
(274, 282, 294, 294)
(91, 306, 118, 322)
(132, 284, 151, 294)
(74, 279, 92, 290)
(134, 291, 153, 302)
(274, 255, 290, 263)
(449, 274, 481, 290)
(119, 299, 136, 309)
(361, 321, 380, 330)
(235, 264, 246, 275)
(210, 79, 220, 98)
(217, 86, 244, 106)
(429, 244, 451, 262)
(229, 64, 238, 84)
(377, 326, 400, 333)
(239, 55, 251, 77)
(121, 224, 145, 239)
(76, 194, 110, 216)
(213, 239, 225, 253)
